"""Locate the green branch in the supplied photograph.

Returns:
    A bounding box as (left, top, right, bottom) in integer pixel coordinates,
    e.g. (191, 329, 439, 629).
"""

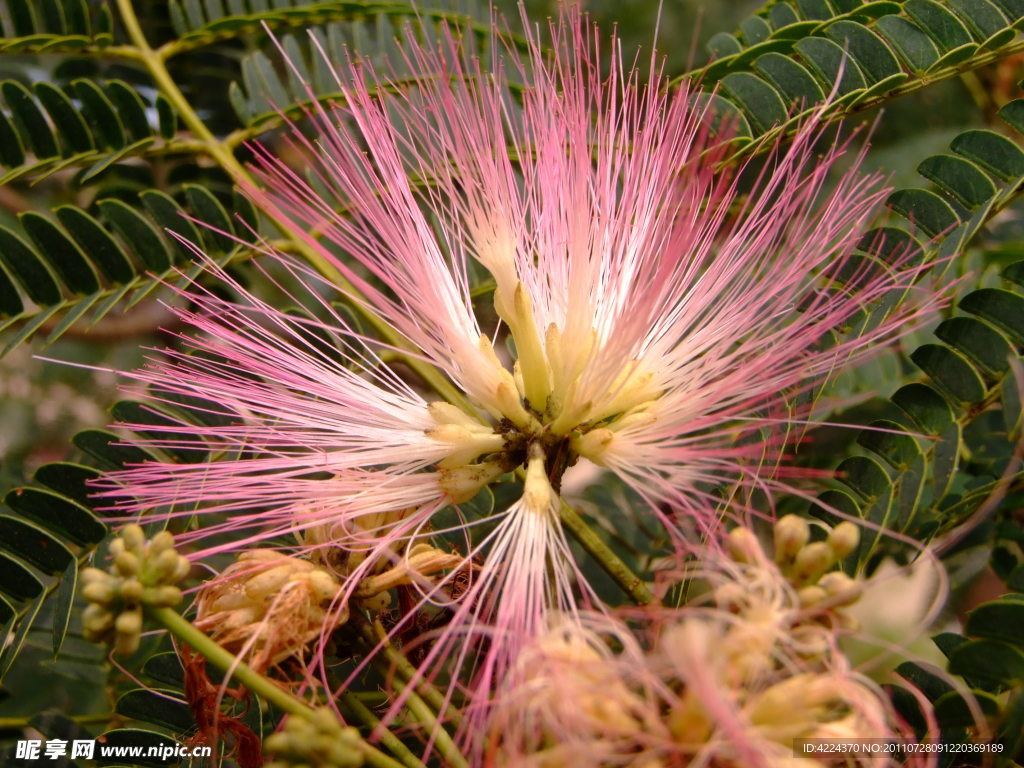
(681, 36, 1024, 165)
(356, 617, 463, 729)
(147, 606, 406, 768)
(339, 691, 428, 768)
(355, 616, 469, 767)
(559, 498, 657, 605)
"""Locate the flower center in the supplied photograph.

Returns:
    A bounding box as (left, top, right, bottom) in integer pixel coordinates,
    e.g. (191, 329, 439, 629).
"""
(430, 271, 661, 503)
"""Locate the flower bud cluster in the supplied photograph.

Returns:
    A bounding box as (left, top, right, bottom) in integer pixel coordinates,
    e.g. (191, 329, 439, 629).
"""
(194, 549, 347, 673)
(81, 524, 191, 656)
(489, 518, 903, 768)
(263, 709, 364, 768)
(727, 515, 863, 611)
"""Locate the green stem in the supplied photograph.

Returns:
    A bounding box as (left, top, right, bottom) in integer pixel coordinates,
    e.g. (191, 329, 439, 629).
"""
(388, 675, 469, 768)
(113, 0, 470, 412)
(357, 617, 463, 730)
(507, 465, 655, 605)
(558, 498, 656, 605)
(339, 691, 428, 768)
(353, 617, 468, 767)
(146, 607, 405, 768)
(697, 37, 1024, 167)
(114, 0, 253, 186)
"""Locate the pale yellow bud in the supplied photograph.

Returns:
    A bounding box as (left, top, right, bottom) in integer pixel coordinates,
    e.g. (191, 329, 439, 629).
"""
(818, 572, 861, 606)
(80, 567, 109, 585)
(81, 581, 116, 605)
(120, 524, 145, 554)
(148, 530, 175, 554)
(774, 515, 810, 563)
(149, 548, 183, 582)
(115, 610, 142, 635)
(146, 585, 183, 607)
(727, 527, 764, 563)
(82, 604, 114, 638)
(791, 542, 835, 584)
(119, 578, 143, 603)
(113, 550, 140, 577)
(827, 522, 860, 559)
(172, 557, 192, 582)
(798, 585, 828, 608)
(114, 610, 143, 656)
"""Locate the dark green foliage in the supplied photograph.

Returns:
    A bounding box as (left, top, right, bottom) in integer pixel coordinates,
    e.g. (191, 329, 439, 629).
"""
(685, 0, 1024, 145)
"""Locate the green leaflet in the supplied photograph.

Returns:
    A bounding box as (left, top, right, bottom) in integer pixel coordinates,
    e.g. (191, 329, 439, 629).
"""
(0, 186, 259, 350)
(681, 0, 1024, 144)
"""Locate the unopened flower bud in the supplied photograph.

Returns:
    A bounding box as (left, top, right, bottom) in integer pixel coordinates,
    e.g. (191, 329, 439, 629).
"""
(263, 732, 289, 754)
(119, 578, 143, 603)
(149, 548, 182, 581)
(113, 550, 141, 577)
(827, 522, 860, 559)
(115, 632, 140, 657)
(791, 542, 834, 584)
(114, 610, 143, 655)
(82, 524, 192, 655)
(146, 585, 183, 607)
(172, 557, 192, 582)
(81, 567, 108, 585)
(81, 580, 116, 605)
(120, 524, 146, 554)
(83, 604, 114, 639)
(263, 709, 364, 768)
(727, 527, 763, 563)
(818, 571, 861, 605)
(148, 530, 175, 554)
(773, 515, 810, 563)
(798, 585, 828, 608)
(115, 610, 142, 635)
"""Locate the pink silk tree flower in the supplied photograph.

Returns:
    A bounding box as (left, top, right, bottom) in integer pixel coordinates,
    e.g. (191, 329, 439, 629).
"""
(97, 5, 943, 745)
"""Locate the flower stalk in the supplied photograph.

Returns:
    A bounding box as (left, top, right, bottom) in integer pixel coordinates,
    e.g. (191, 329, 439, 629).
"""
(147, 606, 406, 768)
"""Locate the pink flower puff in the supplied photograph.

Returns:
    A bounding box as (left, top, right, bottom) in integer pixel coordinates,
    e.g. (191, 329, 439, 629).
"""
(97, 5, 942, 752)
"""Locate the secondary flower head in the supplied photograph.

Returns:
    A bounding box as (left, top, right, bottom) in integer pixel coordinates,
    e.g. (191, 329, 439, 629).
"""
(487, 520, 932, 768)
(97, 4, 940, 739)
